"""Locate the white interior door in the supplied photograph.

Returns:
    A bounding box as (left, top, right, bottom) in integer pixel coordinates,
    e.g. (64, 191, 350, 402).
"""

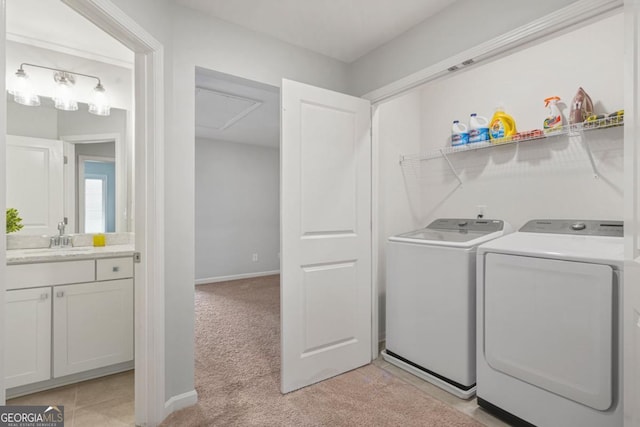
(6, 135, 64, 235)
(281, 79, 372, 393)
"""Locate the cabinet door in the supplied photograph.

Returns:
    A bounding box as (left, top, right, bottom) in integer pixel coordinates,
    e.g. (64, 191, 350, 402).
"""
(5, 288, 52, 388)
(53, 279, 133, 377)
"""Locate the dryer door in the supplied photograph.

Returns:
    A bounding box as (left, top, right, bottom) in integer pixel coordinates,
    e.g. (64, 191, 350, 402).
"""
(484, 253, 614, 411)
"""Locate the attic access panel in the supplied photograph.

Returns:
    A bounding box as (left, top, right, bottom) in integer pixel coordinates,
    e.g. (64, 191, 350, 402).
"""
(195, 87, 263, 131)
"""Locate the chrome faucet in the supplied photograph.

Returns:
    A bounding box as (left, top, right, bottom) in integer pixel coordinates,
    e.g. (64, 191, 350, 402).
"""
(49, 219, 72, 248)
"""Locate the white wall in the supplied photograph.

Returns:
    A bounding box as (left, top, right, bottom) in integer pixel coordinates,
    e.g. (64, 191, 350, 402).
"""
(165, 0, 352, 402)
(350, 0, 583, 96)
(7, 100, 57, 139)
(374, 93, 423, 338)
(419, 13, 623, 226)
(195, 139, 279, 281)
(173, 6, 350, 94)
(75, 141, 115, 158)
(376, 13, 624, 338)
(58, 106, 127, 137)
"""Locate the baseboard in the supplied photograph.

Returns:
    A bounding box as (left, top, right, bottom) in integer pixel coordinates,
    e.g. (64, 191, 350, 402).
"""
(164, 389, 198, 418)
(195, 270, 280, 285)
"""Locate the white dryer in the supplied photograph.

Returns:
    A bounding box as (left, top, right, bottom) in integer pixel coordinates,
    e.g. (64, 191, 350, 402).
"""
(476, 219, 623, 427)
(382, 218, 511, 399)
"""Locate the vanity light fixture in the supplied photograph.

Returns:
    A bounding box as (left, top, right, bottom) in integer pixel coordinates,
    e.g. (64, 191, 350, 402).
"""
(9, 63, 111, 116)
(8, 67, 40, 106)
(53, 71, 78, 111)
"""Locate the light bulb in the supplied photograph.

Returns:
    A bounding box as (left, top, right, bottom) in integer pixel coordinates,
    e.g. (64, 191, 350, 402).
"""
(53, 73, 78, 111)
(9, 68, 40, 106)
(88, 83, 110, 116)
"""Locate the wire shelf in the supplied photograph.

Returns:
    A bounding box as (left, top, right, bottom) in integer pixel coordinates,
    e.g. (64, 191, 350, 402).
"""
(400, 115, 624, 163)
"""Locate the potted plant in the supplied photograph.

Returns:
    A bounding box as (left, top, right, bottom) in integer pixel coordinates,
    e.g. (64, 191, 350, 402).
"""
(6, 208, 23, 233)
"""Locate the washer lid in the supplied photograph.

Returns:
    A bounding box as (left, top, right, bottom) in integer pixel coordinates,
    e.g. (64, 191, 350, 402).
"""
(390, 219, 508, 247)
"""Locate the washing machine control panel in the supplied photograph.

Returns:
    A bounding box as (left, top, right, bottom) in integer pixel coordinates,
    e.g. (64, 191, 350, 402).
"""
(427, 218, 504, 233)
(520, 219, 623, 237)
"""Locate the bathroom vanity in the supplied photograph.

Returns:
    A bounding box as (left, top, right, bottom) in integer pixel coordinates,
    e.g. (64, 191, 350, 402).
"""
(4, 243, 134, 397)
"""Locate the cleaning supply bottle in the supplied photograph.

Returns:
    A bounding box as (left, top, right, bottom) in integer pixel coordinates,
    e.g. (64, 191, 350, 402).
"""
(469, 113, 490, 143)
(543, 96, 563, 132)
(451, 120, 469, 146)
(489, 108, 517, 143)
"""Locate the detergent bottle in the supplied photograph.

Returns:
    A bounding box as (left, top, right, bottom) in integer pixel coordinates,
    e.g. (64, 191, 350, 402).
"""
(451, 120, 469, 146)
(469, 113, 490, 143)
(543, 96, 563, 132)
(489, 108, 517, 143)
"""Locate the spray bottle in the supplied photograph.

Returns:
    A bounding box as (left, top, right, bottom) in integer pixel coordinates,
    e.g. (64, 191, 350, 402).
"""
(543, 96, 563, 133)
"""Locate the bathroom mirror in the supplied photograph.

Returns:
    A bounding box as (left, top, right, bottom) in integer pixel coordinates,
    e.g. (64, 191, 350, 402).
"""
(6, 95, 131, 235)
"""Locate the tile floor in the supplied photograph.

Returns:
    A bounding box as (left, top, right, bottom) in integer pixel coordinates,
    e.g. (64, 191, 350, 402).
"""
(4, 362, 506, 427)
(6, 370, 134, 427)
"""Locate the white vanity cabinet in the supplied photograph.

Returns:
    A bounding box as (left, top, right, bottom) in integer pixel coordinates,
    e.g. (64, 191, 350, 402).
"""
(4, 255, 134, 391)
(53, 278, 133, 377)
(4, 287, 52, 388)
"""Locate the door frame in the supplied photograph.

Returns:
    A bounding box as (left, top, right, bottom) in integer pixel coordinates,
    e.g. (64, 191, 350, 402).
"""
(61, 132, 125, 233)
(60, 2, 166, 425)
(1, 1, 166, 426)
(624, 1, 640, 425)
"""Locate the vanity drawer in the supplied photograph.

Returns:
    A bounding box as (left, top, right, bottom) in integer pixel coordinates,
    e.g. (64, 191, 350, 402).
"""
(7, 260, 95, 290)
(96, 257, 134, 281)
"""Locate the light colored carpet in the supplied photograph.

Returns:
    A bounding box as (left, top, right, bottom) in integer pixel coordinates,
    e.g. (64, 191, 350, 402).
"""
(161, 275, 483, 426)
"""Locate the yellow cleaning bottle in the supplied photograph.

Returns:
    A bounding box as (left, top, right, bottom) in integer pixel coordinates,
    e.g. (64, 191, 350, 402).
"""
(489, 108, 517, 143)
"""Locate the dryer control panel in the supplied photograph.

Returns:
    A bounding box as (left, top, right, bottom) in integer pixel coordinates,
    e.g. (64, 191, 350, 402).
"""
(519, 219, 623, 237)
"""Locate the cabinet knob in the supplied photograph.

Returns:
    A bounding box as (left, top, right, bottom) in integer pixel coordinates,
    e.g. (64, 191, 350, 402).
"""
(112, 266, 120, 272)
(40, 293, 49, 300)
(56, 291, 65, 298)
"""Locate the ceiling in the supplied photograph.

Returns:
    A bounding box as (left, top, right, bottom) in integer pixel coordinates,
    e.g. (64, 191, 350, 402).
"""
(195, 68, 280, 148)
(174, 0, 458, 63)
(6, 0, 458, 148)
(6, 0, 133, 68)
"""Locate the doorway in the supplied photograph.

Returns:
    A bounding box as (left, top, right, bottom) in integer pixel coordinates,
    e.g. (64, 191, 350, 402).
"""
(193, 67, 281, 403)
(1, 0, 165, 425)
(3, 0, 135, 424)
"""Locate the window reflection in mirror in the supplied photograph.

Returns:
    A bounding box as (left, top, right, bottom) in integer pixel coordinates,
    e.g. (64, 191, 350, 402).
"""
(6, 95, 130, 235)
(80, 156, 116, 233)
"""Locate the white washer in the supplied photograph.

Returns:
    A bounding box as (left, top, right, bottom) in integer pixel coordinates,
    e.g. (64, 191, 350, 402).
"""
(476, 219, 623, 427)
(382, 218, 511, 399)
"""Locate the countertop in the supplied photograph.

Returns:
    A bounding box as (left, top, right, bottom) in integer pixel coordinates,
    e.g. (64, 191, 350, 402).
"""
(6, 244, 135, 265)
